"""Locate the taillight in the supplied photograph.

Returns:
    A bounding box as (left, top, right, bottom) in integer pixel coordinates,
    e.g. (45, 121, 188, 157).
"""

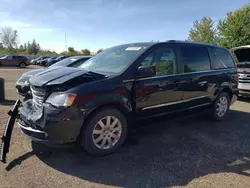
(232, 74, 238, 83)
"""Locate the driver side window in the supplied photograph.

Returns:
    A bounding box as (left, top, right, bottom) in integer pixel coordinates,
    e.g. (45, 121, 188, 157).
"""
(141, 47, 177, 76)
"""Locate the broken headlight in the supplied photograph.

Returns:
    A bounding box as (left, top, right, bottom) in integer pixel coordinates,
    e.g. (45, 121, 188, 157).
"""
(17, 75, 31, 84)
(46, 93, 76, 107)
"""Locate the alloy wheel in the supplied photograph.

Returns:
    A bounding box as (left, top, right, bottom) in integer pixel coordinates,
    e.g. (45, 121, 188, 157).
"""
(92, 116, 122, 150)
(216, 96, 228, 117)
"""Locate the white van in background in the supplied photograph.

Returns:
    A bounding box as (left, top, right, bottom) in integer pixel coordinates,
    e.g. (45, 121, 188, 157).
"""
(230, 45, 250, 97)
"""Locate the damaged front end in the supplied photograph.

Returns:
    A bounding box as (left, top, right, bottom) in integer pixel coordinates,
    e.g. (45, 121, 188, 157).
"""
(1, 67, 106, 163)
(17, 85, 84, 145)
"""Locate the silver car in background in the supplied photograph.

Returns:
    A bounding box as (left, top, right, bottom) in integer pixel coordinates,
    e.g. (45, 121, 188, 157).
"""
(15, 56, 92, 96)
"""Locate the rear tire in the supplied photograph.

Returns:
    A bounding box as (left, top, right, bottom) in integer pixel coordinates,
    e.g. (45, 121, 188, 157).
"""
(211, 92, 230, 121)
(19, 62, 26, 68)
(80, 108, 128, 156)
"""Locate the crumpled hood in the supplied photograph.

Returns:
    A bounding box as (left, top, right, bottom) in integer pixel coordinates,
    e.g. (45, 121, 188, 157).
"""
(29, 67, 96, 87)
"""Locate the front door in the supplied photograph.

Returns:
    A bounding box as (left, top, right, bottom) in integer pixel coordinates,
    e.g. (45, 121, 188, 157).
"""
(134, 45, 184, 118)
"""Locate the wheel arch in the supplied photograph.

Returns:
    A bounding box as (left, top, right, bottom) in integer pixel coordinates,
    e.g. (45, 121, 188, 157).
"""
(221, 87, 233, 100)
(76, 101, 133, 143)
(214, 84, 233, 100)
(83, 101, 133, 128)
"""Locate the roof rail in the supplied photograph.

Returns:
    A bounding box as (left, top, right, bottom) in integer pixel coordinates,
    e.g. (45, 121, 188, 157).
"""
(166, 40, 218, 46)
(167, 40, 176, 42)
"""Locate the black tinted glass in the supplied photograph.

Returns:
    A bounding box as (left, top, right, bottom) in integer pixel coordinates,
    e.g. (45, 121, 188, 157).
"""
(181, 46, 211, 73)
(209, 48, 235, 69)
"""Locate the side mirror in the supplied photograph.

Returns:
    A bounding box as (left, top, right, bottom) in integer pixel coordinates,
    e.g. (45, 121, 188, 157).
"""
(137, 65, 156, 78)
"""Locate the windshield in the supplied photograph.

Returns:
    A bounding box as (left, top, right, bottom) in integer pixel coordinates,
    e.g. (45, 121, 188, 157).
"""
(50, 56, 83, 67)
(79, 43, 151, 74)
(0, 55, 7, 59)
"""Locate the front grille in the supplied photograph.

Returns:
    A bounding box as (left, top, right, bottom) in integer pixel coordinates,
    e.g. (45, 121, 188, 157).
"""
(30, 86, 46, 107)
(238, 73, 250, 83)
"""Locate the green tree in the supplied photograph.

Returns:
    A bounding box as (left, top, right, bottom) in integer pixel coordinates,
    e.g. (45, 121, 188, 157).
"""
(27, 39, 40, 54)
(23, 43, 27, 51)
(0, 27, 19, 49)
(19, 45, 24, 51)
(218, 4, 250, 48)
(97, 48, 103, 53)
(59, 51, 68, 56)
(68, 47, 75, 53)
(67, 47, 81, 55)
(81, 48, 91, 55)
(188, 17, 218, 44)
(39, 50, 58, 56)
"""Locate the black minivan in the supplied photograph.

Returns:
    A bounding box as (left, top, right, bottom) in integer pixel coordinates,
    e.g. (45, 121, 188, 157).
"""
(12, 41, 238, 156)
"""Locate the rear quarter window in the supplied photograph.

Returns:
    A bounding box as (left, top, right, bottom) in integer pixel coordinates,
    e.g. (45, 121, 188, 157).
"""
(208, 47, 235, 69)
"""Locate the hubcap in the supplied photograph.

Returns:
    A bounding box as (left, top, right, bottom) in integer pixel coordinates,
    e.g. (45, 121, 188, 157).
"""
(216, 96, 228, 117)
(92, 116, 122, 150)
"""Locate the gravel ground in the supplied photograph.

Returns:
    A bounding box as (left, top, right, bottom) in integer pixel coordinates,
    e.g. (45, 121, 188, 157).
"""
(1, 66, 250, 188)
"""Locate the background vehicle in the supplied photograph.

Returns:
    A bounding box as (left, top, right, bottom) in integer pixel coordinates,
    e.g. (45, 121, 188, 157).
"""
(46, 56, 69, 67)
(0, 55, 29, 68)
(39, 57, 57, 66)
(35, 56, 51, 65)
(16, 56, 92, 95)
(230, 45, 250, 97)
(30, 56, 42, 64)
(16, 41, 238, 156)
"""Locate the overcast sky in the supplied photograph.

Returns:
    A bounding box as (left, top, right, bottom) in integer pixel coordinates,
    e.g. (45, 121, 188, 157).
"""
(0, 0, 248, 52)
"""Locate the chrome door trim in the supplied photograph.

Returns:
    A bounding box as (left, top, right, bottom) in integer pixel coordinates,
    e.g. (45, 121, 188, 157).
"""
(142, 96, 209, 110)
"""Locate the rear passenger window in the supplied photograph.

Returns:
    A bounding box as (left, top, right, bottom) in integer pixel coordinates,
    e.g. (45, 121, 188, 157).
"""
(209, 48, 235, 69)
(181, 46, 211, 73)
(13, 56, 20, 60)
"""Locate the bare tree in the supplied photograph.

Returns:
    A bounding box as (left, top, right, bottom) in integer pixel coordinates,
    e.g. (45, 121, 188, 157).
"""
(0, 27, 19, 49)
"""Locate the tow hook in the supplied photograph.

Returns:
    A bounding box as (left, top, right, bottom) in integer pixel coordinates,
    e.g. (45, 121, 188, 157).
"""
(0, 99, 21, 163)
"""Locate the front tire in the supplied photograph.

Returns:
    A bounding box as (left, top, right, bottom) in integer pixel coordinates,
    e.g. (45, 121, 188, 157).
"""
(81, 108, 128, 156)
(212, 92, 230, 121)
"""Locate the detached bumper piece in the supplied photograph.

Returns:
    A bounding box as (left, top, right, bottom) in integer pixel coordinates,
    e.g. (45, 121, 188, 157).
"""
(0, 100, 21, 163)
